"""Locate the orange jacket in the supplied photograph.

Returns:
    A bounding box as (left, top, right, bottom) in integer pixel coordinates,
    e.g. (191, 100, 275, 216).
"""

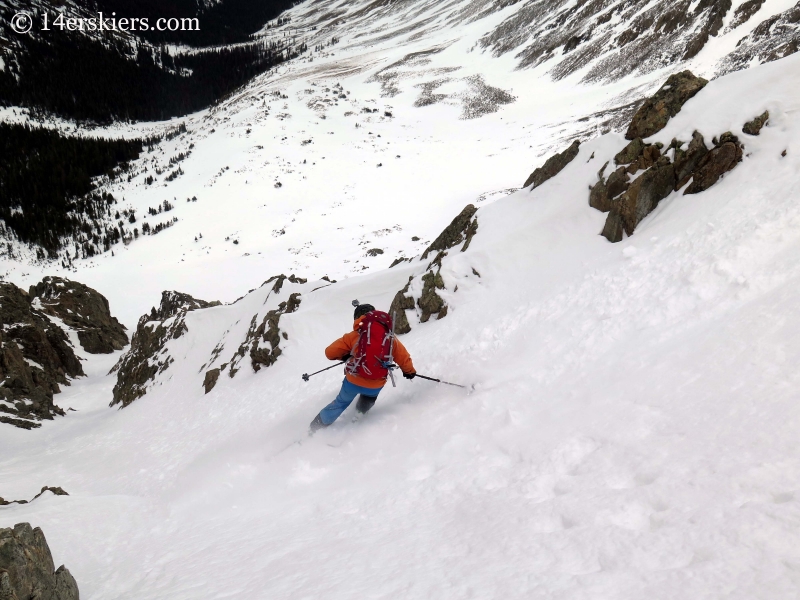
(325, 317, 415, 389)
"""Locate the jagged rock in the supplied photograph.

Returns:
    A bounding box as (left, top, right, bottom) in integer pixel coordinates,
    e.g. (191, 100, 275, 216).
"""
(523, 140, 580, 189)
(742, 110, 769, 136)
(421, 204, 479, 260)
(418, 270, 447, 323)
(685, 133, 744, 194)
(728, 0, 767, 31)
(0, 523, 79, 600)
(601, 211, 625, 243)
(626, 71, 708, 140)
(366, 248, 384, 257)
(614, 138, 646, 165)
(226, 293, 302, 375)
(203, 368, 220, 394)
(673, 131, 710, 189)
(110, 291, 220, 408)
(0, 283, 84, 430)
(590, 166, 630, 213)
(0, 487, 69, 506)
(263, 274, 307, 295)
(30, 277, 128, 354)
(388, 280, 416, 335)
(615, 157, 677, 236)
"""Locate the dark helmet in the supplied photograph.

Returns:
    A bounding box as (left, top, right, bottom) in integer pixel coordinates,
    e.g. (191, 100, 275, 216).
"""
(353, 303, 375, 320)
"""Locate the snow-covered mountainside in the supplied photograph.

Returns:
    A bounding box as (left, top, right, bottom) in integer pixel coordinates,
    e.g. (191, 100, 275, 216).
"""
(2, 0, 800, 597)
(4, 1, 800, 325)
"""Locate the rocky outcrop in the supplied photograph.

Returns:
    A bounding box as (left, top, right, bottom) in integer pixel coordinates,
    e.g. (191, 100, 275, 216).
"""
(614, 157, 677, 237)
(234, 292, 301, 377)
(742, 111, 769, 136)
(673, 132, 710, 189)
(30, 277, 128, 354)
(719, 4, 800, 75)
(418, 270, 447, 323)
(110, 291, 221, 407)
(0, 487, 69, 506)
(589, 164, 630, 213)
(388, 280, 416, 335)
(685, 133, 744, 194)
(0, 523, 79, 600)
(523, 140, 580, 189)
(421, 204, 479, 260)
(262, 274, 307, 295)
(599, 129, 742, 241)
(625, 71, 708, 140)
(0, 283, 84, 430)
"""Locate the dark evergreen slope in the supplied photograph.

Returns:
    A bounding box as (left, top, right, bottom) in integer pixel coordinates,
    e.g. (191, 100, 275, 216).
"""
(91, 0, 299, 46)
(0, 1, 304, 123)
(0, 32, 294, 122)
(0, 123, 144, 254)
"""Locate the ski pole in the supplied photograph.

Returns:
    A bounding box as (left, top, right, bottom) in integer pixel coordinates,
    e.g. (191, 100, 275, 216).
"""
(302, 361, 346, 382)
(413, 374, 466, 389)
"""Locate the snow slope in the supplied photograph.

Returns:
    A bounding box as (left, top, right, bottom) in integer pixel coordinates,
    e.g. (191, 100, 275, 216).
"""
(2, 53, 800, 598)
(2, 0, 799, 328)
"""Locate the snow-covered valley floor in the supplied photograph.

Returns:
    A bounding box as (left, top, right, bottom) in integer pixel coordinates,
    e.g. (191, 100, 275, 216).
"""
(3, 3, 800, 598)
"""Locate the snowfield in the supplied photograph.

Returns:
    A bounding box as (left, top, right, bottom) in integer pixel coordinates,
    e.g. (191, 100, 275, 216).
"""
(3, 2, 800, 599)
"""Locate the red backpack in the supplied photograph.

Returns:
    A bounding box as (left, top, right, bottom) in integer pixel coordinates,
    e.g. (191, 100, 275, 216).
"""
(346, 311, 394, 380)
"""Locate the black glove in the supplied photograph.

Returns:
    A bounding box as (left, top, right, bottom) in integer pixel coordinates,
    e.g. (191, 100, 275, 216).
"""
(341, 354, 351, 362)
(403, 372, 416, 380)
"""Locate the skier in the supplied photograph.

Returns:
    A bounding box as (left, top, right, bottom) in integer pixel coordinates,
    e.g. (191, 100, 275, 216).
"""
(309, 303, 416, 433)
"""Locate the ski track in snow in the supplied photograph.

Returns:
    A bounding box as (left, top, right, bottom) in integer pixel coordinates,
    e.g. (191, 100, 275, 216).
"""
(2, 4, 800, 600)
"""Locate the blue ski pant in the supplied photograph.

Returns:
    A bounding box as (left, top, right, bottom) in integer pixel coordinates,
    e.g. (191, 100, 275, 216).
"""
(318, 378, 384, 425)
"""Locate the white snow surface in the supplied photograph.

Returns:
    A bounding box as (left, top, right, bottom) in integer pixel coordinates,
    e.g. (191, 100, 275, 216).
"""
(2, 15, 800, 600)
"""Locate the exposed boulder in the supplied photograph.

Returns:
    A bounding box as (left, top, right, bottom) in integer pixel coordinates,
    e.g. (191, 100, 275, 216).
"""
(110, 291, 220, 408)
(0, 522, 79, 600)
(418, 270, 447, 323)
(30, 277, 128, 354)
(203, 368, 221, 394)
(625, 71, 708, 140)
(614, 138, 646, 165)
(600, 211, 626, 243)
(605, 157, 677, 239)
(523, 140, 581, 189)
(388, 280, 416, 335)
(590, 165, 631, 213)
(673, 132, 710, 189)
(742, 110, 769, 136)
(421, 204, 479, 260)
(685, 133, 744, 194)
(0, 283, 84, 430)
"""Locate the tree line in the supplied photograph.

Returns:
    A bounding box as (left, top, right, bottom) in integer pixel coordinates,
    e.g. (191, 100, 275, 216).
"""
(0, 123, 145, 255)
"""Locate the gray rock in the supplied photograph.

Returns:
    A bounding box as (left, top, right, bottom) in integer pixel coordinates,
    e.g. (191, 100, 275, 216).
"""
(388, 280, 416, 335)
(673, 131, 710, 189)
(523, 140, 580, 189)
(616, 157, 677, 236)
(0, 523, 79, 600)
(110, 291, 220, 407)
(685, 133, 744, 194)
(421, 204, 479, 260)
(742, 110, 769, 136)
(30, 277, 128, 354)
(625, 71, 708, 140)
(590, 166, 630, 213)
(601, 211, 625, 243)
(0, 283, 84, 430)
(418, 270, 447, 323)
